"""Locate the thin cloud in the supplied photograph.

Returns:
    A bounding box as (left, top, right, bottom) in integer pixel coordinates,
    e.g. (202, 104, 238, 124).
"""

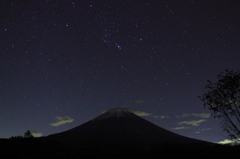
(30, 131, 43, 137)
(172, 127, 190, 130)
(216, 139, 240, 145)
(175, 113, 191, 118)
(192, 113, 211, 118)
(176, 113, 211, 118)
(195, 128, 211, 134)
(178, 119, 207, 126)
(154, 115, 169, 119)
(131, 110, 151, 116)
(200, 128, 211, 131)
(50, 116, 74, 127)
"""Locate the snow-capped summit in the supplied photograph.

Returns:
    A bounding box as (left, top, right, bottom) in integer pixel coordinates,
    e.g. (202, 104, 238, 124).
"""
(94, 107, 133, 120)
(105, 107, 131, 114)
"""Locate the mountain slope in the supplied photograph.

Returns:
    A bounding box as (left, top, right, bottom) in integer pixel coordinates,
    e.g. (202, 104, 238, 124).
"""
(47, 107, 212, 145)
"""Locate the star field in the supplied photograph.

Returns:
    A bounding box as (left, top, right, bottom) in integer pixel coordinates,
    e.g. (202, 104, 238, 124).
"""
(1, 0, 240, 143)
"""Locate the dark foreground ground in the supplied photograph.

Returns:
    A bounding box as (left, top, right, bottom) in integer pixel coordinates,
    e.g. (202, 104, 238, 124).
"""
(0, 138, 238, 159)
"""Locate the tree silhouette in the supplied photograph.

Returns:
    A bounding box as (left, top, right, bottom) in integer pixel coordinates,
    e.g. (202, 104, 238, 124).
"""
(24, 130, 34, 138)
(9, 135, 23, 139)
(10, 130, 34, 139)
(199, 70, 240, 140)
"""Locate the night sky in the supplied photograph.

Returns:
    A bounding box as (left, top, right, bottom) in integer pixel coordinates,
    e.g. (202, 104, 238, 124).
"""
(1, 0, 239, 143)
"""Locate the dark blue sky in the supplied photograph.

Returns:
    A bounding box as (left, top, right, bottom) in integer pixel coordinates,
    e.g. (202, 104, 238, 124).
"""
(1, 0, 240, 143)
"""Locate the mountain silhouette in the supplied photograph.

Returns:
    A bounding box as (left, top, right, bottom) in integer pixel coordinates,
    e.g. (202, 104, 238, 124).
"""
(47, 107, 212, 146)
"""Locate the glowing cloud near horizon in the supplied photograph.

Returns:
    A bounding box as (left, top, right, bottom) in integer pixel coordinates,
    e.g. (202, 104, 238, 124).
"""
(50, 116, 74, 127)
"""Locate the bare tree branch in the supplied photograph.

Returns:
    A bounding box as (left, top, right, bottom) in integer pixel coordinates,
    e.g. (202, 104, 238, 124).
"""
(199, 70, 240, 140)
